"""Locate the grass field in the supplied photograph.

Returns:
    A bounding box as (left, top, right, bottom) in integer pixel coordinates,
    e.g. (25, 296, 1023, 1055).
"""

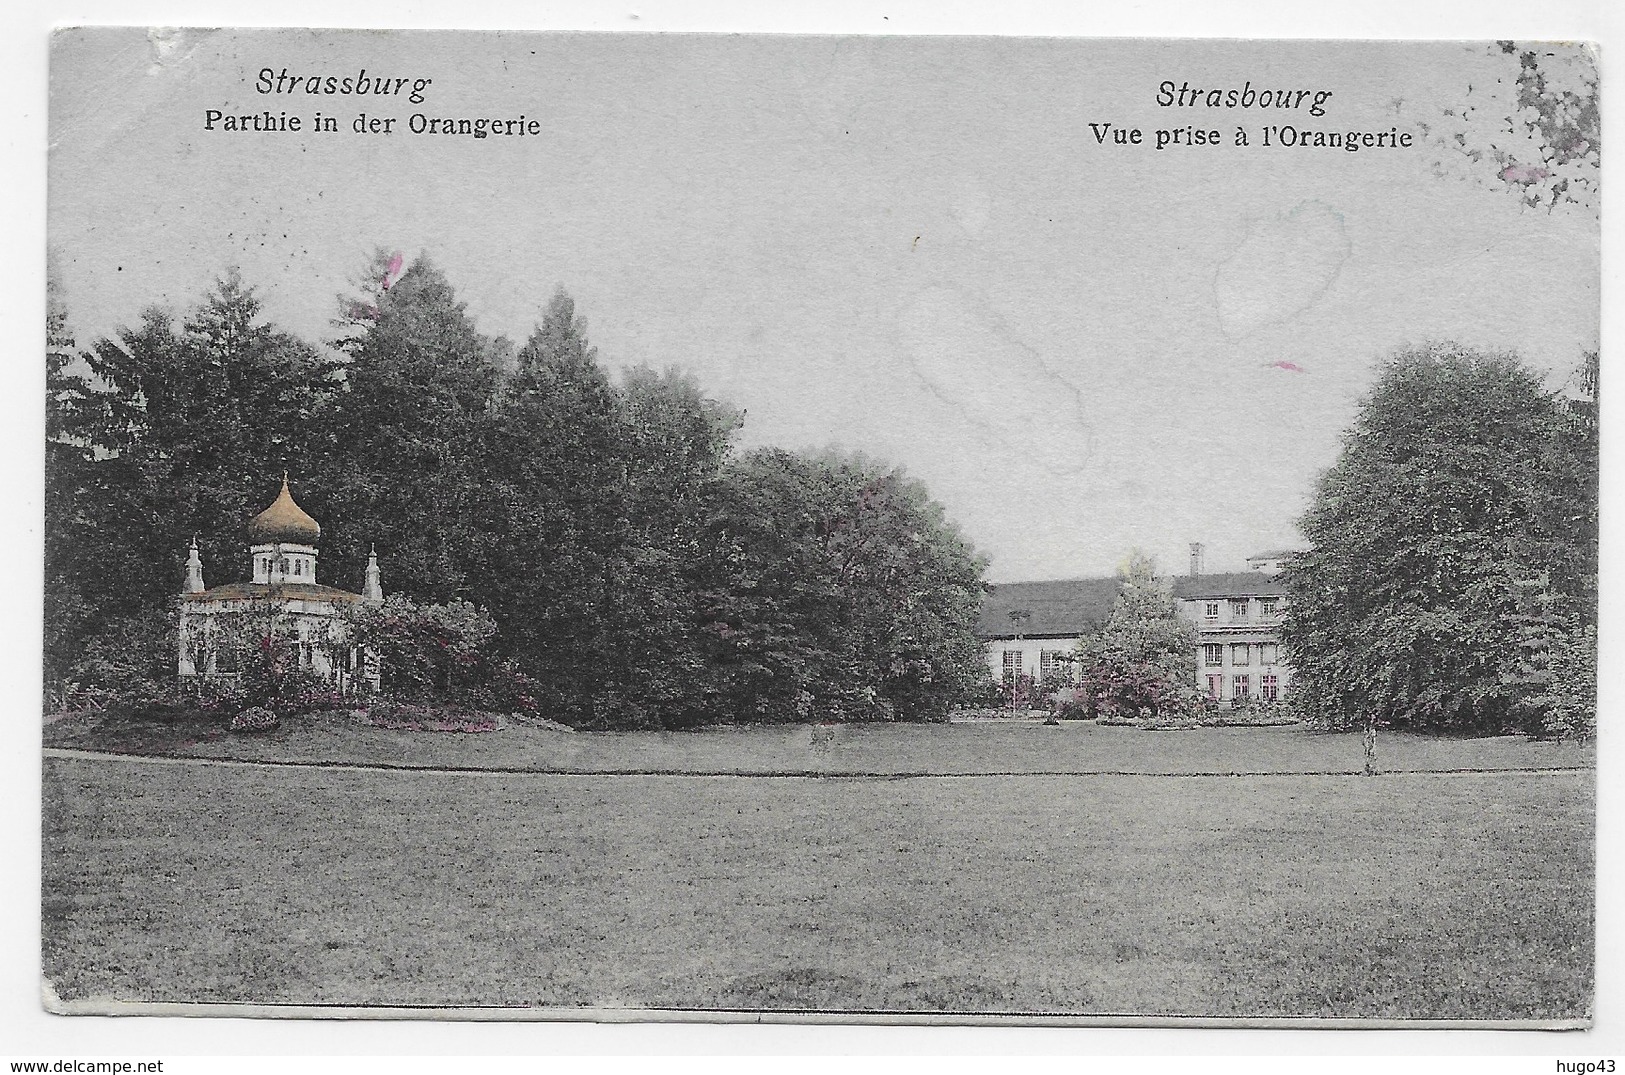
(42, 710, 1594, 776)
(42, 730, 1594, 1020)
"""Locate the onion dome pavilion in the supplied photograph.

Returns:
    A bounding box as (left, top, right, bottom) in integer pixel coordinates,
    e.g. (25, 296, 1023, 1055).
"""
(176, 475, 382, 694)
(247, 474, 324, 585)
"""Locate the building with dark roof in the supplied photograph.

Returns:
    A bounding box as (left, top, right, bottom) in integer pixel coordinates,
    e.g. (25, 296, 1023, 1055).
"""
(1175, 570, 1291, 704)
(976, 576, 1122, 686)
(176, 476, 383, 694)
(979, 546, 1296, 704)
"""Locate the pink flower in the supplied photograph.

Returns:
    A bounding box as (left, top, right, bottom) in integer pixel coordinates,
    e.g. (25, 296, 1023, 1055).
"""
(1500, 162, 1551, 185)
(381, 252, 405, 290)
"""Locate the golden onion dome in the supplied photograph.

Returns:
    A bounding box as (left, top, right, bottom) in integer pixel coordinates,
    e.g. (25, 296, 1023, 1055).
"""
(247, 475, 322, 545)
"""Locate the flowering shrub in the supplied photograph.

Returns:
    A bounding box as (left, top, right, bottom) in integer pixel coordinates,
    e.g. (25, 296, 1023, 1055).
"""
(1204, 698, 1299, 727)
(979, 671, 1057, 711)
(230, 706, 279, 733)
(211, 600, 304, 707)
(459, 659, 543, 716)
(1052, 688, 1094, 720)
(355, 702, 501, 733)
(345, 596, 497, 702)
(272, 668, 352, 712)
(1075, 657, 1204, 724)
(88, 676, 244, 723)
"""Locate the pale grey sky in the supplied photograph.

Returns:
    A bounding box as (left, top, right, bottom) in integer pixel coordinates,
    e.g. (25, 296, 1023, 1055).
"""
(48, 30, 1599, 581)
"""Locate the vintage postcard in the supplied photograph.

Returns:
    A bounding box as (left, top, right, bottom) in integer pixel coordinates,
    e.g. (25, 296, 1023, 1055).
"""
(42, 28, 1598, 1025)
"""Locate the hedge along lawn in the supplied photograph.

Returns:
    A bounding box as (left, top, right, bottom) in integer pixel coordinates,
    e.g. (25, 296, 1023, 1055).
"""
(42, 714, 1595, 776)
(43, 755, 1592, 1019)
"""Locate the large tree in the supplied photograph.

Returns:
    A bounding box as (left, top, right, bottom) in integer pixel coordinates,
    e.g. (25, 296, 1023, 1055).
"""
(1281, 342, 1595, 734)
(700, 449, 987, 724)
(1072, 551, 1200, 721)
(596, 364, 743, 727)
(319, 252, 503, 602)
(468, 288, 744, 727)
(473, 287, 636, 721)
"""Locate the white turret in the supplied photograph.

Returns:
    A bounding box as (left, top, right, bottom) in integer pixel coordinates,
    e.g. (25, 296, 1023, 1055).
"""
(364, 546, 383, 603)
(183, 537, 206, 594)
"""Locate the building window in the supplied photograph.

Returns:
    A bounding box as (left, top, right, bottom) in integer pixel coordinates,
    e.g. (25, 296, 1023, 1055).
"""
(1229, 598, 1250, 618)
(1231, 643, 1250, 666)
(1259, 642, 1278, 665)
(1206, 674, 1223, 700)
(1002, 650, 1023, 676)
(1261, 674, 1279, 702)
(1260, 597, 1279, 617)
(1202, 643, 1224, 667)
(1039, 649, 1072, 682)
(1204, 602, 1220, 619)
(1233, 674, 1251, 699)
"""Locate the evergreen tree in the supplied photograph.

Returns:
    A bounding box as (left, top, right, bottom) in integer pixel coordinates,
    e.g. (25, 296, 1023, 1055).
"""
(475, 287, 633, 721)
(43, 254, 97, 697)
(1073, 551, 1200, 721)
(320, 252, 502, 603)
(470, 288, 747, 728)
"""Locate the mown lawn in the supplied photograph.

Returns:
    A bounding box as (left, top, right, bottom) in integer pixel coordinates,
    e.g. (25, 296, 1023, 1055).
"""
(42, 711, 1594, 776)
(42, 753, 1592, 1020)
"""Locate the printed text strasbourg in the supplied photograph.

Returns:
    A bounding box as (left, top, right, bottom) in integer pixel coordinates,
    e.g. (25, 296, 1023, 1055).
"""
(1157, 80, 1333, 117)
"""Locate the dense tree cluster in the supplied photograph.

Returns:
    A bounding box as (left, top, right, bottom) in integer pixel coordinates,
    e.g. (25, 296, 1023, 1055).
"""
(44, 254, 988, 728)
(1281, 342, 1597, 738)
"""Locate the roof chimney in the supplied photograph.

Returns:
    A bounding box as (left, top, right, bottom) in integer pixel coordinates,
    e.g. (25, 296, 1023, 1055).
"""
(1188, 542, 1204, 577)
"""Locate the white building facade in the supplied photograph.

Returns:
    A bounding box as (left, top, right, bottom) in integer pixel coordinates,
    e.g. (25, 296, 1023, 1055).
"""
(1173, 575, 1292, 703)
(978, 549, 1295, 705)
